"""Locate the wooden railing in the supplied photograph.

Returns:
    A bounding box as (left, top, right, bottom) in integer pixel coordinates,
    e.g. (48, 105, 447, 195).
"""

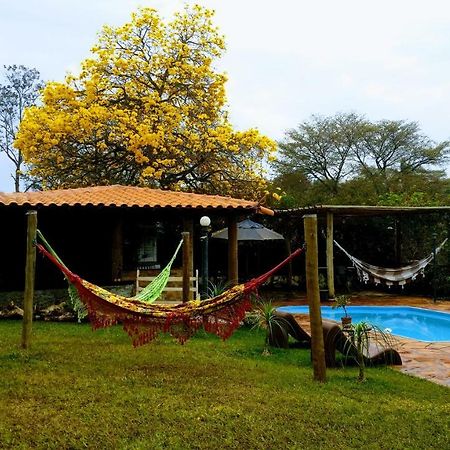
(135, 269, 200, 302)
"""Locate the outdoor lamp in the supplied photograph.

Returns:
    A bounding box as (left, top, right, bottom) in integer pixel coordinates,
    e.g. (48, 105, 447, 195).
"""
(200, 216, 211, 298)
(200, 216, 211, 227)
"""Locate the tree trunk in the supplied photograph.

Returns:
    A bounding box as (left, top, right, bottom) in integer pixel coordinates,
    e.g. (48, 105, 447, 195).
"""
(357, 344, 366, 382)
(15, 168, 20, 192)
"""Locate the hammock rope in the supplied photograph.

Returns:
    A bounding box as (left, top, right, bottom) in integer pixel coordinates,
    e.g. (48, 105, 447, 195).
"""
(36, 239, 304, 346)
(334, 238, 448, 286)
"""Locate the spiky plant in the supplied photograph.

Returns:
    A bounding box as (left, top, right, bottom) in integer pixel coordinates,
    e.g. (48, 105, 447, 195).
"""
(343, 321, 398, 382)
(207, 279, 232, 298)
(249, 300, 287, 355)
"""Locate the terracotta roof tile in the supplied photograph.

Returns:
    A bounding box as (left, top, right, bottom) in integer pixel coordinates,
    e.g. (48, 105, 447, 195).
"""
(0, 185, 273, 214)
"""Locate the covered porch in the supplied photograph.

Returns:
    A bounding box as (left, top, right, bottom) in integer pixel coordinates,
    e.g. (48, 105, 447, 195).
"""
(0, 185, 274, 298)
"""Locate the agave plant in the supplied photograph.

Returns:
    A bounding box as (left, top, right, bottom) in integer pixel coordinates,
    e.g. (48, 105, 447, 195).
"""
(207, 279, 232, 298)
(249, 300, 287, 355)
(343, 321, 398, 382)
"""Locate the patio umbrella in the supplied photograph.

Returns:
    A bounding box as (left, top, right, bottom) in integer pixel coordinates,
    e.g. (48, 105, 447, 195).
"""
(211, 219, 285, 241)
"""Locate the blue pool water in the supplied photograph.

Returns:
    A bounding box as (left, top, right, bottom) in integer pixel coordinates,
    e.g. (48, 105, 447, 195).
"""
(276, 306, 450, 342)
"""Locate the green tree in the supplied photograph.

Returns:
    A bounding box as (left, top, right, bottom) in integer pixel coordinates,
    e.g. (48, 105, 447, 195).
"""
(274, 113, 449, 206)
(0, 65, 44, 192)
(354, 120, 449, 194)
(276, 113, 363, 195)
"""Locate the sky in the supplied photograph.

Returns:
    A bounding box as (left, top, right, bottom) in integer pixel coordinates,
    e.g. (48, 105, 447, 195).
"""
(1, 0, 450, 192)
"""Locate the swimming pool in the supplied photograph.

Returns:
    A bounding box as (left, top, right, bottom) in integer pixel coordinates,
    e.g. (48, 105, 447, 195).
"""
(276, 306, 450, 342)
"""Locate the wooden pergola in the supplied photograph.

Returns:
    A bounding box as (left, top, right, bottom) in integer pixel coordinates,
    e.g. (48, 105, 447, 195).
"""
(276, 205, 450, 298)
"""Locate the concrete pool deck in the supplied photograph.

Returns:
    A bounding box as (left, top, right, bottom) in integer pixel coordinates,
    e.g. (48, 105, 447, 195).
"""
(272, 292, 449, 387)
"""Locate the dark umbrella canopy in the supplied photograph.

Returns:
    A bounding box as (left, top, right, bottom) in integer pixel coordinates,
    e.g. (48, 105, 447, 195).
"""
(211, 219, 284, 241)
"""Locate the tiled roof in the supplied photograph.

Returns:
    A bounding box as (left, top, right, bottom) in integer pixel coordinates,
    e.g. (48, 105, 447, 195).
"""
(0, 185, 273, 214)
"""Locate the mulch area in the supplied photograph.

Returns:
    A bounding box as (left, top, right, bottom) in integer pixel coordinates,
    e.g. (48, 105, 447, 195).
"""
(271, 291, 450, 387)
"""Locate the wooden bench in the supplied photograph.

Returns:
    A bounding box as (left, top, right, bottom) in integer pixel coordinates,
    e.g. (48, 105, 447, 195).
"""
(135, 268, 200, 302)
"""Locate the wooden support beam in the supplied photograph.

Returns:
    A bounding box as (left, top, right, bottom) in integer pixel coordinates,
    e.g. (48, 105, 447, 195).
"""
(395, 218, 402, 265)
(21, 210, 37, 350)
(228, 216, 238, 286)
(183, 218, 194, 279)
(111, 216, 123, 282)
(326, 212, 335, 298)
(447, 214, 450, 267)
(182, 231, 192, 302)
(304, 214, 327, 382)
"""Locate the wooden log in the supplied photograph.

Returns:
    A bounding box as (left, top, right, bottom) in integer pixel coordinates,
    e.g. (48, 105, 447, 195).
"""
(21, 210, 37, 350)
(326, 212, 335, 298)
(304, 214, 327, 382)
(182, 232, 192, 302)
(228, 216, 238, 286)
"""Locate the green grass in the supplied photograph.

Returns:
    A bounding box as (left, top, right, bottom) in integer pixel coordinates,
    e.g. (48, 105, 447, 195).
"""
(0, 321, 449, 449)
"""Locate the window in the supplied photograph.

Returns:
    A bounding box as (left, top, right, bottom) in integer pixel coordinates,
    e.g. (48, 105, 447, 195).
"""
(137, 225, 159, 269)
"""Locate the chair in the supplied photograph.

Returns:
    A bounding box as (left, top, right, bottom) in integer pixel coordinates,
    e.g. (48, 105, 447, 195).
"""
(269, 311, 402, 368)
(321, 320, 402, 367)
(269, 310, 311, 349)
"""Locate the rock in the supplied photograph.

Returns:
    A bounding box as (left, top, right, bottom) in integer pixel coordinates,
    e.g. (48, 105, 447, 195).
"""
(0, 302, 24, 319)
(39, 302, 76, 322)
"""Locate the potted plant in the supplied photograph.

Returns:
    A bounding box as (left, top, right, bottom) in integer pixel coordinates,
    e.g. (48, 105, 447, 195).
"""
(332, 294, 351, 327)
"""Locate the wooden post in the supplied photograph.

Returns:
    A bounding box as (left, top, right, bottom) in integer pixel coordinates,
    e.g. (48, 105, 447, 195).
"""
(447, 214, 450, 268)
(21, 210, 37, 350)
(111, 216, 123, 282)
(395, 218, 402, 265)
(326, 212, 335, 298)
(228, 216, 238, 286)
(183, 218, 194, 278)
(304, 214, 327, 382)
(182, 232, 192, 302)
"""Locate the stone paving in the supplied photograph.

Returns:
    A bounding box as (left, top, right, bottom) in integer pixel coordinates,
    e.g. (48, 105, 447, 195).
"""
(395, 337, 450, 387)
(273, 292, 450, 387)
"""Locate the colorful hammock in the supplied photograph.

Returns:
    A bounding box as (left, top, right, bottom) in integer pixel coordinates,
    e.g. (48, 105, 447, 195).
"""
(37, 231, 184, 321)
(36, 241, 303, 346)
(335, 238, 448, 287)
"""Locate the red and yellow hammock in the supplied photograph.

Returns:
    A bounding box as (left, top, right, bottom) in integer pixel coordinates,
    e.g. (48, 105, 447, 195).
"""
(37, 243, 303, 346)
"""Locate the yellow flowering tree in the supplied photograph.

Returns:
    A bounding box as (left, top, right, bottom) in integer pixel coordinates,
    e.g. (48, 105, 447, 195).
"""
(15, 6, 275, 199)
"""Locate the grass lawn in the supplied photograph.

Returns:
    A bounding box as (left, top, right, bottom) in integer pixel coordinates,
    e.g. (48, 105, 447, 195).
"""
(0, 321, 449, 449)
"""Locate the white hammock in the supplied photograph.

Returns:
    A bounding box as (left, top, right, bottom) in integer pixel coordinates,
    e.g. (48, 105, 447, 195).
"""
(334, 238, 448, 287)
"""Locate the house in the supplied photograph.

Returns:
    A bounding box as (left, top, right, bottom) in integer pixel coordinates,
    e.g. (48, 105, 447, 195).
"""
(0, 185, 273, 293)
